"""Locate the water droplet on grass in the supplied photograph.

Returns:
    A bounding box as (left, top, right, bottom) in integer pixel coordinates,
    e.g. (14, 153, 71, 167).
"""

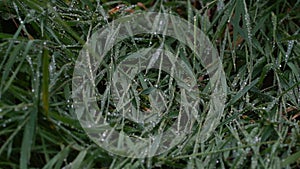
(49, 54, 56, 81)
(244, 13, 252, 42)
(149, 41, 152, 46)
(285, 40, 294, 62)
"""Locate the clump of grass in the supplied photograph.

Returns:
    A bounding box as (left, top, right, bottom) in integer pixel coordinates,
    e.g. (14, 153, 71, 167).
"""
(0, 0, 300, 168)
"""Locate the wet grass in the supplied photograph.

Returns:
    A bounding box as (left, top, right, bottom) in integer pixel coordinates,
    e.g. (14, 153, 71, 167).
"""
(0, 0, 300, 168)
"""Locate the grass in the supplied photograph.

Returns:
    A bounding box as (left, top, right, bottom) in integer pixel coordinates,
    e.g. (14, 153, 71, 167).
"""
(0, 0, 300, 168)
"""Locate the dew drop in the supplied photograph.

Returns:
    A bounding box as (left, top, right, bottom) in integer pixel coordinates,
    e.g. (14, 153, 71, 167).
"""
(285, 40, 294, 62)
(244, 13, 252, 42)
(101, 129, 108, 137)
(254, 136, 261, 143)
(22, 106, 28, 111)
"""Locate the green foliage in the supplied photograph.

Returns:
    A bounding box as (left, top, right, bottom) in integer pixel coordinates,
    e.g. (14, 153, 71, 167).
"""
(0, 0, 299, 168)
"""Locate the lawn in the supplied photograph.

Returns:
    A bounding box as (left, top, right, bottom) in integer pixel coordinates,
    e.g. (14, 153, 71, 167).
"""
(0, 0, 300, 168)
